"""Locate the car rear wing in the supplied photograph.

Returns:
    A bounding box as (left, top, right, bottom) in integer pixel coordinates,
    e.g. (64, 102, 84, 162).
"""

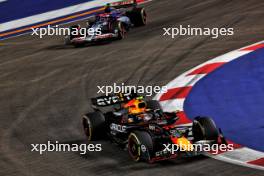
(91, 92, 137, 107)
(109, 0, 138, 9)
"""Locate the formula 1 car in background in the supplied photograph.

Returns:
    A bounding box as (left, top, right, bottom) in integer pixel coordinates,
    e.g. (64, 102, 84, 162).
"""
(65, 0, 147, 47)
(82, 92, 227, 163)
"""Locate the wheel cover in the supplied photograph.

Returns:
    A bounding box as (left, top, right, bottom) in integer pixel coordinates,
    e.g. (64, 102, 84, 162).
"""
(128, 134, 141, 161)
(141, 9, 147, 24)
(83, 118, 92, 141)
(118, 22, 125, 38)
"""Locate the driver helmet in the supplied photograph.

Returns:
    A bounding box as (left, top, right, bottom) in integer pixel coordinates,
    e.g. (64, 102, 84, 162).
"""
(124, 97, 146, 114)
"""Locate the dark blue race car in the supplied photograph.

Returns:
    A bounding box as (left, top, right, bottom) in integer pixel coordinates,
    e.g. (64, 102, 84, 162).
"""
(65, 0, 147, 47)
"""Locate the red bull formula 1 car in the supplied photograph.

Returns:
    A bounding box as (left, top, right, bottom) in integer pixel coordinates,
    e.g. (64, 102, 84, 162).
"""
(65, 0, 147, 47)
(82, 92, 227, 163)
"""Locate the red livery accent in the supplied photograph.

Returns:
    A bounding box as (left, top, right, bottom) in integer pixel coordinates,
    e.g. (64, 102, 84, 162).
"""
(149, 154, 178, 163)
(136, 0, 147, 3)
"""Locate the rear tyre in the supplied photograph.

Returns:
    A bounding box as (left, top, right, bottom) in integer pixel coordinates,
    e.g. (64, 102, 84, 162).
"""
(82, 111, 105, 141)
(128, 8, 147, 27)
(128, 131, 154, 162)
(192, 117, 219, 142)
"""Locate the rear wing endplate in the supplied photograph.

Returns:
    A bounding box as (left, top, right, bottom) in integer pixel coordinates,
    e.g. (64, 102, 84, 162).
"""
(91, 92, 137, 107)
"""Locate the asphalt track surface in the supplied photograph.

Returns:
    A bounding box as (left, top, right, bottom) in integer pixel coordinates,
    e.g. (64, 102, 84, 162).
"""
(0, 0, 264, 175)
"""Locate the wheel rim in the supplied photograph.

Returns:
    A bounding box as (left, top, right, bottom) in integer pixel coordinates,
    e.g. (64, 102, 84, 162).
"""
(128, 134, 141, 161)
(83, 118, 92, 140)
(141, 9, 147, 25)
(118, 23, 125, 38)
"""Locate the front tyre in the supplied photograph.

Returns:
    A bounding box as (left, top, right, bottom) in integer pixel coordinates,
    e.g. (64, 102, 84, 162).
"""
(64, 35, 71, 45)
(114, 21, 126, 40)
(128, 131, 154, 162)
(192, 117, 219, 143)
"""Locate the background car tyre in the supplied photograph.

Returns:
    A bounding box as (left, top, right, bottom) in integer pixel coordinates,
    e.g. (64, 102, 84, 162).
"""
(128, 131, 154, 162)
(128, 8, 147, 27)
(192, 117, 219, 143)
(115, 21, 126, 40)
(64, 35, 71, 45)
(82, 111, 105, 141)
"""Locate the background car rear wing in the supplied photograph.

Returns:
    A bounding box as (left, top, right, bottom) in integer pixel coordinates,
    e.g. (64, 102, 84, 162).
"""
(91, 92, 137, 107)
(109, 0, 138, 9)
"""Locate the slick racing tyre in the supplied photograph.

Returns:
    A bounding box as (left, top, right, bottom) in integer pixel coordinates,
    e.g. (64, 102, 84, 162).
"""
(128, 131, 154, 162)
(127, 7, 147, 27)
(192, 117, 219, 143)
(82, 111, 105, 141)
(113, 21, 126, 40)
(64, 35, 71, 45)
